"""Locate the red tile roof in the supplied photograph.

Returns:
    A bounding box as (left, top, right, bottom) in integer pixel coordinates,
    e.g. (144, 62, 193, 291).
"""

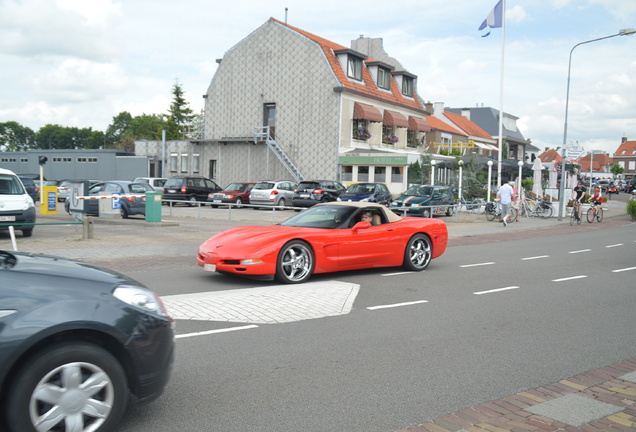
(614, 139, 636, 157)
(538, 149, 562, 163)
(577, 153, 613, 172)
(442, 110, 493, 140)
(271, 18, 425, 113)
(425, 116, 466, 136)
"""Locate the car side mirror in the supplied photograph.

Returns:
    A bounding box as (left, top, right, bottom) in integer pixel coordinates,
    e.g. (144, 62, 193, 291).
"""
(352, 221, 371, 231)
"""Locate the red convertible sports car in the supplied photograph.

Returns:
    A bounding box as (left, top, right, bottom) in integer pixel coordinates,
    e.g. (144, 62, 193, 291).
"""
(197, 202, 448, 284)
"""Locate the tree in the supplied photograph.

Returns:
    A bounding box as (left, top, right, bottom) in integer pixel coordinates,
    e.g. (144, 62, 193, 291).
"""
(0, 121, 35, 151)
(106, 111, 133, 145)
(610, 163, 624, 177)
(166, 81, 194, 140)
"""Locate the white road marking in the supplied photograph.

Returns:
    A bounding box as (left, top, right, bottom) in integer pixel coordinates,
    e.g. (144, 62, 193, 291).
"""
(460, 262, 495, 268)
(605, 244, 623, 248)
(367, 300, 429, 310)
(552, 275, 587, 282)
(382, 271, 415, 276)
(569, 249, 591, 254)
(473, 286, 519, 295)
(612, 267, 636, 273)
(176, 325, 259, 339)
(163, 281, 360, 324)
(522, 255, 549, 260)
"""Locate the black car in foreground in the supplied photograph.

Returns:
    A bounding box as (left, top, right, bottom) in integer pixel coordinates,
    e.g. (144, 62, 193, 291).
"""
(291, 180, 345, 208)
(0, 250, 175, 432)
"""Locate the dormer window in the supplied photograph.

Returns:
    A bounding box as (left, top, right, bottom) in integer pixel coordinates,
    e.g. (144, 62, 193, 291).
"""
(334, 48, 367, 82)
(402, 76, 413, 97)
(377, 68, 391, 90)
(347, 57, 363, 81)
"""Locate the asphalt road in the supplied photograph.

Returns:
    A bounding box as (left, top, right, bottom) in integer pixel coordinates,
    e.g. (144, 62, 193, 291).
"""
(113, 221, 636, 432)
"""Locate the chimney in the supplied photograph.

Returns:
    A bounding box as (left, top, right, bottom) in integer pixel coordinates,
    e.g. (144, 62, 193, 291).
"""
(433, 102, 445, 116)
(622, 136, 628, 144)
(424, 101, 433, 114)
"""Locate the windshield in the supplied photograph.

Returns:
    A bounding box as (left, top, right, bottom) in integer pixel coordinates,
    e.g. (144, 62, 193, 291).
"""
(280, 205, 357, 229)
(404, 185, 433, 197)
(226, 183, 249, 191)
(345, 184, 375, 194)
(0, 174, 27, 195)
(254, 182, 275, 190)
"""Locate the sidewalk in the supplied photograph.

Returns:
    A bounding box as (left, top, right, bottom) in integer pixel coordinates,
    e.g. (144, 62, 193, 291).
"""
(3, 199, 635, 432)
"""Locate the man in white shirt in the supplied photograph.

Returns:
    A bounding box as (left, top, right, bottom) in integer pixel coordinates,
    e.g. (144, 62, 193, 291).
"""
(497, 180, 516, 227)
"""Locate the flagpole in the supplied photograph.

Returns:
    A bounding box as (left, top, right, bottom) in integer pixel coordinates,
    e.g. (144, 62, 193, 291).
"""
(496, 0, 506, 188)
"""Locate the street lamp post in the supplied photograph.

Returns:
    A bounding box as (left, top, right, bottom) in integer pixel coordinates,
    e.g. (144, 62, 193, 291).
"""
(487, 160, 493, 202)
(458, 160, 464, 205)
(557, 28, 636, 220)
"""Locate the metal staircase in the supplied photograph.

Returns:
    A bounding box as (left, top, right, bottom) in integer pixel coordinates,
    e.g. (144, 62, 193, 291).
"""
(254, 126, 305, 182)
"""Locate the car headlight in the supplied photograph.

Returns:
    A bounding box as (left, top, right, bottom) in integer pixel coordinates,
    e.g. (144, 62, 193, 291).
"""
(23, 197, 34, 210)
(113, 284, 171, 319)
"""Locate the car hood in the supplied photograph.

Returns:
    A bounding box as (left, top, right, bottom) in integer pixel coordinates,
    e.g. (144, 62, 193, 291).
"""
(1, 250, 138, 286)
(200, 225, 297, 253)
(393, 195, 431, 205)
(0, 194, 34, 211)
(338, 193, 372, 201)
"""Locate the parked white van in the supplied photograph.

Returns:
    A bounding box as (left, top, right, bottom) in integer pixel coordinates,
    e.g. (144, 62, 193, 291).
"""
(0, 168, 36, 237)
(133, 177, 167, 191)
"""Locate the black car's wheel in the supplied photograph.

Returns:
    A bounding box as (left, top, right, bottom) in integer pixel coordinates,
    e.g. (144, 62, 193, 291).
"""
(22, 228, 33, 237)
(445, 205, 454, 216)
(403, 233, 432, 271)
(275, 240, 314, 284)
(421, 208, 431, 218)
(120, 206, 129, 219)
(6, 342, 127, 432)
(187, 195, 197, 207)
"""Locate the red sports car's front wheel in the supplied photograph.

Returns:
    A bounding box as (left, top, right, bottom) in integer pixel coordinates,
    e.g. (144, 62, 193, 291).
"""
(403, 234, 432, 271)
(275, 240, 314, 284)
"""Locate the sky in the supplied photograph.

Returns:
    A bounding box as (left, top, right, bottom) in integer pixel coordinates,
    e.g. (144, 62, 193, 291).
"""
(1, 0, 635, 156)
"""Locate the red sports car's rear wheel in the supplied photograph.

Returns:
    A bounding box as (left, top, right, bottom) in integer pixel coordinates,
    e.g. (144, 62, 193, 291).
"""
(275, 240, 314, 284)
(403, 233, 432, 271)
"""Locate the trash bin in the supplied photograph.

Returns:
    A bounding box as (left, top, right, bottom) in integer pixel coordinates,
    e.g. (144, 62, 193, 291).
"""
(145, 191, 162, 223)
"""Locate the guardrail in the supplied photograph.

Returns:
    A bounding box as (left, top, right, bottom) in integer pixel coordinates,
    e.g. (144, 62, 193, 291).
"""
(163, 199, 299, 223)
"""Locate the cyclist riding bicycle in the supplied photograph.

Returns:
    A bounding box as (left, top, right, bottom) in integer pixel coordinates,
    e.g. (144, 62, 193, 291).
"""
(571, 181, 586, 221)
(590, 187, 603, 218)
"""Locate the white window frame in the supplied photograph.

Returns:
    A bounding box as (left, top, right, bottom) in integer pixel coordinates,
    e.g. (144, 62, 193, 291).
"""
(347, 57, 363, 81)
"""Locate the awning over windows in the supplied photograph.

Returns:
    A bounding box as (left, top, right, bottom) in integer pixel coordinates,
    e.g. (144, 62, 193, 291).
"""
(383, 110, 409, 128)
(353, 102, 383, 123)
(408, 116, 431, 132)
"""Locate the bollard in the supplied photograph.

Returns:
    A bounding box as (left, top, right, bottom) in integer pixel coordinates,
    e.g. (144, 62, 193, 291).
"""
(83, 216, 94, 240)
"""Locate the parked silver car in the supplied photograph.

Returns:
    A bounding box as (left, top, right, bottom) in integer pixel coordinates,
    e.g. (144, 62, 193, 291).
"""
(249, 180, 298, 208)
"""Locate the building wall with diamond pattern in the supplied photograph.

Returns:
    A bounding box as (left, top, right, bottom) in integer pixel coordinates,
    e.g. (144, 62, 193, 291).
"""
(201, 20, 342, 184)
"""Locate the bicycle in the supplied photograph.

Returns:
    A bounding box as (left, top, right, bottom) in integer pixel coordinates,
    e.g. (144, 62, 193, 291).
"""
(516, 197, 553, 220)
(586, 202, 604, 223)
(569, 203, 583, 226)
(485, 201, 517, 222)
(458, 195, 485, 214)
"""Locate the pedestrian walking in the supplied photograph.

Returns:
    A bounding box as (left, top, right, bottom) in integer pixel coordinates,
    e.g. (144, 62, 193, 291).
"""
(497, 180, 516, 227)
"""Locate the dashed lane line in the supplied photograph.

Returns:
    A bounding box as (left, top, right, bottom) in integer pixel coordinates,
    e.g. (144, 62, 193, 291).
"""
(474, 286, 519, 295)
(367, 300, 429, 310)
(176, 325, 259, 339)
(612, 267, 636, 273)
(553, 275, 587, 282)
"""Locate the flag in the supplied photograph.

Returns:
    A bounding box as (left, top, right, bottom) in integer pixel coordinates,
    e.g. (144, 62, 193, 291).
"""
(478, 0, 503, 37)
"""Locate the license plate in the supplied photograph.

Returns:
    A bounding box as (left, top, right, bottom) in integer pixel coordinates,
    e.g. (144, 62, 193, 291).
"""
(0, 216, 16, 221)
(203, 263, 217, 272)
(300, 194, 309, 198)
(213, 199, 222, 203)
(167, 189, 177, 193)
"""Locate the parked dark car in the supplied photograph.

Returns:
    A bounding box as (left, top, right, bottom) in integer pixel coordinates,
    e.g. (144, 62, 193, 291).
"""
(208, 182, 256, 208)
(65, 181, 154, 218)
(17, 175, 39, 202)
(292, 180, 345, 208)
(163, 176, 222, 206)
(337, 182, 392, 206)
(623, 179, 636, 193)
(390, 184, 455, 218)
(0, 249, 174, 432)
(57, 179, 101, 202)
